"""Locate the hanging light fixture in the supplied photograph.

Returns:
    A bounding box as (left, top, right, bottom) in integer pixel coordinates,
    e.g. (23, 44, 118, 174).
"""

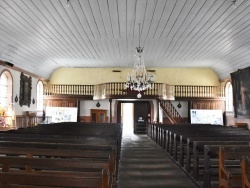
(125, 23, 153, 98)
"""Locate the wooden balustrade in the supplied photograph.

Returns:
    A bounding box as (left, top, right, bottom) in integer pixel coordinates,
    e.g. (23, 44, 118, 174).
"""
(93, 82, 175, 100)
(174, 85, 224, 98)
(44, 84, 94, 96)
(160, 100, 184, 124)
(43, 84, 225, 100)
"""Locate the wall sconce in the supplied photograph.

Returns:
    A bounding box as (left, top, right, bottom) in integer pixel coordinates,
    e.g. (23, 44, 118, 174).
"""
(177, 102, 182, 108)
(32, 98, 35, 104)
(15, 95, 18, 103)
(96, 101, 100, 108)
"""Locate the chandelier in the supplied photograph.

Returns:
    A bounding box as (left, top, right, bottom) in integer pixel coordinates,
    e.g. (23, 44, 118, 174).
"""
(125, 24, 153, 98)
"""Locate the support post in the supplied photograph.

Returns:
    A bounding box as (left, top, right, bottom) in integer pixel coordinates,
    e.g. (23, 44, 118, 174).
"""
(109, 99, 112, 123)
(156, 99, 160, 123)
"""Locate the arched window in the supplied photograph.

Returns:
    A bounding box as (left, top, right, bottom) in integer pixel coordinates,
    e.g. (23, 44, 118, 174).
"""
(225, 82, 233, 111)
(0, 71, 12, 109)
(36, 81, 44, 113)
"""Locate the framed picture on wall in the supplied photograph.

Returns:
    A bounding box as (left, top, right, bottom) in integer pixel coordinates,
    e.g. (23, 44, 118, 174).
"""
(19, 73, 32, 107)
(230, 67, 250, 118)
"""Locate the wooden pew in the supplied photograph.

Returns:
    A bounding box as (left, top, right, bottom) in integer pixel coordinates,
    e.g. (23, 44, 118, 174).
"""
(0, 155, 114, 186)
(172, 126, 249, 165)
(173, 128, 250, 161)
(185, 138, 250, 177)
(148, 123, 249, 158)
(191, 141, 250, 181)
(0, 170, 110, 188)
(147, 123, 250, 188)
(204, 145, 250, 188)
(218, 147, 250, 188)
(241, 156, 250, 188)
(150, 123, 248, 160)
(0, 123, 122, 186)
(11, 123, 122, 136)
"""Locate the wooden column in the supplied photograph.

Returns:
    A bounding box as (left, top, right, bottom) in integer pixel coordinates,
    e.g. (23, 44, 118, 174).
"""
(77, 100, 80, 122)
(156, 99, 160, 123)
(109, 99, 112, 123)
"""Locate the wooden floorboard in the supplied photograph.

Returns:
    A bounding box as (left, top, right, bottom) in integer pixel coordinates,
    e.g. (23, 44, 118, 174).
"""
(118, 134, 199, 188)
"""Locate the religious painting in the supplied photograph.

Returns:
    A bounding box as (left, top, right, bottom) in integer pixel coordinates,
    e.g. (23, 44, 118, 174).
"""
(19, 73, 32, 107)
(230, 67, 250, 118)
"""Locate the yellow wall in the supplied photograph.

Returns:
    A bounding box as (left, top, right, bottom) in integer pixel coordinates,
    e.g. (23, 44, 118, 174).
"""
(49, 67, 220, 86)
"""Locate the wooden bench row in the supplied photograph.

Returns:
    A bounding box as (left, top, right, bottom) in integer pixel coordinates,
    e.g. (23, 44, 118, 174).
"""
(147, 123, 250, 188)
(219, 146, 250, 188)
(0, 156, 113, 187)
(0, 122, 123, 187)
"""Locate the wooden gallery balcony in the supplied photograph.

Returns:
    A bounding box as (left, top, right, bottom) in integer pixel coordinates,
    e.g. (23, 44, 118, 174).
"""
(44, 83, 225, 100)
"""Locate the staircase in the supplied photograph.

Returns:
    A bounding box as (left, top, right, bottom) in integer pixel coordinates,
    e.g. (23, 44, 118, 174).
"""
(160, 100, 185, 124)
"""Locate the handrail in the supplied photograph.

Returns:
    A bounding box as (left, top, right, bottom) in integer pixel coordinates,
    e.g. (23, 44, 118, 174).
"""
(93, 82, 175, 100)
(175, 85, 224, 98)
(44, 84, 94, 96)
(43, 83, 225, 100)
(160, 100, 185, 124)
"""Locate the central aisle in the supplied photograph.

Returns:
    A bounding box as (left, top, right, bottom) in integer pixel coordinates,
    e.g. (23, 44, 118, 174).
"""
(117, 134, 199, 188)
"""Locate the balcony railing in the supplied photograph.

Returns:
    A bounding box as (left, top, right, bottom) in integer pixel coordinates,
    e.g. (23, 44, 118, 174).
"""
(174, 85, 225, 98)
(93, 82, 175, 100)
(43, 84, 225, 99)
(44, 84, 94, 96)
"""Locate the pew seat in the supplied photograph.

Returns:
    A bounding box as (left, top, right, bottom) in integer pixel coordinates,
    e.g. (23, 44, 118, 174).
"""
(0, 155, 114, 188)
(241, 156, 250, 188)
(219, 147, 250, 188)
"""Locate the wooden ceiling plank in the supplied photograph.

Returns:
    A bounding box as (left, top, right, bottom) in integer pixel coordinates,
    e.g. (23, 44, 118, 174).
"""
(32, 0, 82, 59)
(0, 2, 69, 61)
(107, 0, 120, 39)
(117, 0, 127, 39)
(166, 0, 207, 60)
(201, 17, 250, 60)
(49, 0, 90, 59)
(89, 0, 108, 39)
(186, 1, 248, 60)
(61, 0, 99, 59)
(182, 1, 232, 60)
(126, 0, 137, 39)
(175, 0, 225, 60)
(98, 0, 113, 39)
(161, 0, 197, 60)
(22, 0, 77, 59)
(170, 0, 217, 60)
(146, 0, 170, 39)
(78, 0, 101, 39)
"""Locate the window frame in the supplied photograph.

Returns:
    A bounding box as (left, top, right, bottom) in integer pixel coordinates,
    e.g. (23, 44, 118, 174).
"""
(36, 80, 44, 113)
(225, 81, 233, 112)
(0, 70, 13, 109)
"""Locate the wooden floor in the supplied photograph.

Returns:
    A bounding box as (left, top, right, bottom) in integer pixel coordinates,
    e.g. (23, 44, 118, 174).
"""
(118, 133, 199, 188)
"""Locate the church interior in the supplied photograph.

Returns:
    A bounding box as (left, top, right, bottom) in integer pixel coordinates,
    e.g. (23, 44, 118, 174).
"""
(1, 0, 250, 187)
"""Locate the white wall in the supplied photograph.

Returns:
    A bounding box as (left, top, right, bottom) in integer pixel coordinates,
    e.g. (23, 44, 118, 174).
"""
(79, 100, 110, 117)
(0, 66, 39, 115)
(171, 101, 189, 117)
(50, 67, 220, 86)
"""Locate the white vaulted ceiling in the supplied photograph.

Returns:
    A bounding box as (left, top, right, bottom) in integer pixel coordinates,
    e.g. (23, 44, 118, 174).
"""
(0, 0, 250, 80)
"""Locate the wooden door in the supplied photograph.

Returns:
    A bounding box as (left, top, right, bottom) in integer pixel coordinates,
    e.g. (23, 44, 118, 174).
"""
(134, 102, 150, 134)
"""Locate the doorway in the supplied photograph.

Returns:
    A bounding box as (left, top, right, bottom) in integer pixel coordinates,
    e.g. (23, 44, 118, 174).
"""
(117, 101, 152, 135)
(121, 103, 134, 136)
